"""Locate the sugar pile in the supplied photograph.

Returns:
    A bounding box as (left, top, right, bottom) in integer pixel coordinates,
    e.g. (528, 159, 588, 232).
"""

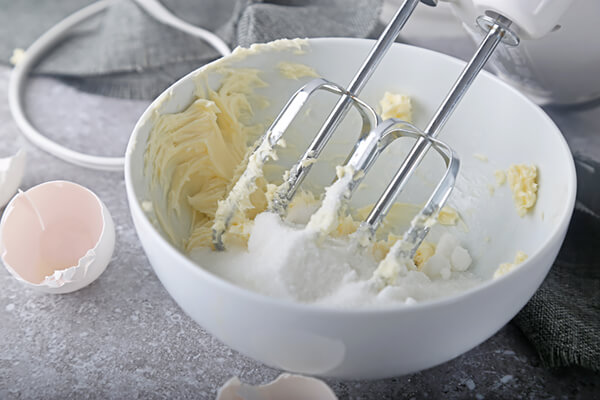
(192, 211, 482, 308)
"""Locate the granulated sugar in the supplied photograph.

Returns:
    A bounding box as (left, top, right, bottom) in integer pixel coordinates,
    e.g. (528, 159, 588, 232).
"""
(192, 212, 482, 308)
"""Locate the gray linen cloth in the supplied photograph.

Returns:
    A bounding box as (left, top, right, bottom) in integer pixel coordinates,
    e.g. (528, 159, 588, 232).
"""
(0, 0, 382, 99)
(1, 0, 598, 373)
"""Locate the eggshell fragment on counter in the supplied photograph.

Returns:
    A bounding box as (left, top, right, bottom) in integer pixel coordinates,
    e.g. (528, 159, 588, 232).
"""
(0, 148, 26, 208)
(217, 373, 338, 400)
(0, 181, 115, 294)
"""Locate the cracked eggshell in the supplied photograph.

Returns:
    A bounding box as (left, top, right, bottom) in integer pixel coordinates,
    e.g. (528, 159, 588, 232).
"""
(216, 373, 338, 400)
(0, 149, 26, 208)
(0, 181, 115, 294)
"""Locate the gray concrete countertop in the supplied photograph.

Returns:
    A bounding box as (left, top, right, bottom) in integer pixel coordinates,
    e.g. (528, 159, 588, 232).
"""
(1, 63, 599, 399)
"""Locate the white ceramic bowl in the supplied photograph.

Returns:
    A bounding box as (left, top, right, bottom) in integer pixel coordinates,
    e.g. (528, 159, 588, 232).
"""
(125, 38, 576, 379)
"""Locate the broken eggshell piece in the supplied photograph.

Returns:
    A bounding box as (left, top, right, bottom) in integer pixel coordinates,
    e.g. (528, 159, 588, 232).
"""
(0, 180, 115, 293)
(216, 373, 338, 400)
(0, 148, 26, 208)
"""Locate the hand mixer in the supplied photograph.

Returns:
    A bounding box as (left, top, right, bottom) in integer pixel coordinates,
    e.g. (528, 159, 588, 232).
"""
(212, 0, 524, 255)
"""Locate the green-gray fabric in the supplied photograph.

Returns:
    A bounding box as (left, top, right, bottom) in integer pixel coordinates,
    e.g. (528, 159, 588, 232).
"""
(1, 0, 598, 373)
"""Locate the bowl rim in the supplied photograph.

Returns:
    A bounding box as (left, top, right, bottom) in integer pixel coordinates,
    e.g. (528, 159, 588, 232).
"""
(124, 37, 577, 316)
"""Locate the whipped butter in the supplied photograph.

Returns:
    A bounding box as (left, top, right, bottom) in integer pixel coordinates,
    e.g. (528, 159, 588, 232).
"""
(277, 62, 320, 80)
(379, 91, 412, 121)
(507, 164, 538, 217)
(494, 251, 528, 278)
(145, 68, 269, 251)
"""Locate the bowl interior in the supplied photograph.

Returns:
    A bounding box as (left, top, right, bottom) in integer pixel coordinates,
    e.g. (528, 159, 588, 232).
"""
(127, 38, 575, 282)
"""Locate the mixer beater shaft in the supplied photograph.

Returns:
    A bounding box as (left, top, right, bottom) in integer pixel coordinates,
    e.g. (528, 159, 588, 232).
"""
(269, 0, 423, 213)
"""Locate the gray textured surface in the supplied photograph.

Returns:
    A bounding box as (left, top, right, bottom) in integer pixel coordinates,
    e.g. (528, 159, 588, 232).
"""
(1, 63, 600, 400)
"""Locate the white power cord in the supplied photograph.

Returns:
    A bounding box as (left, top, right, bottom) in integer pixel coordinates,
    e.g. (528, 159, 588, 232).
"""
(133, 0, 231, 57)
(8, 0, 231, 171)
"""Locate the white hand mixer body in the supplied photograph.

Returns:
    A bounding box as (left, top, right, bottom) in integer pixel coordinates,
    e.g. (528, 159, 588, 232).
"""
(465, 0, 574, 39)
(446, 0, 595, 104)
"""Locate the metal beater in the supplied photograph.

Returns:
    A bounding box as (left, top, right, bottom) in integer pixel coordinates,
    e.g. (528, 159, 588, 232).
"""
(212, 0, 520, 256)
